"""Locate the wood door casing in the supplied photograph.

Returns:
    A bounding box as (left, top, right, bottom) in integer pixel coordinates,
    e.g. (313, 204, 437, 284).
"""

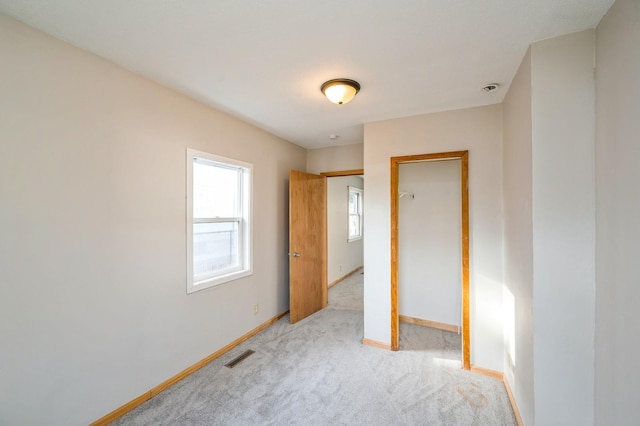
(289, 170, 327, 324)
(390, 151, 470, 370)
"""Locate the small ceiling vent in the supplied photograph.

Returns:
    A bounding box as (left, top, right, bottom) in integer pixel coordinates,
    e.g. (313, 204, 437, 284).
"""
(482, 83, 500, 92)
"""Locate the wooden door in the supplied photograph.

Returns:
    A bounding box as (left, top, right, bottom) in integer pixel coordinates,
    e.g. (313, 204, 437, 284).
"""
(289, 170, 327, 323)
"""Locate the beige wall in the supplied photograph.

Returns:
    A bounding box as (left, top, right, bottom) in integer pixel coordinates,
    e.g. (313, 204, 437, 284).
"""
(398, 160, 462, 327)
(363, 105, 504, 371)
(530, 30, 596, 425)
(0, 14, 305, 425)
(502, 30, 598, 425)
(501, 47, 535, 426)
(306, 143, 363, 174)
(595, 0, 640, 423)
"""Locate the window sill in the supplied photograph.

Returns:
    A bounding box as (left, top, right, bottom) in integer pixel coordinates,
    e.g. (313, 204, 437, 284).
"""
(188, 269, 253, 294)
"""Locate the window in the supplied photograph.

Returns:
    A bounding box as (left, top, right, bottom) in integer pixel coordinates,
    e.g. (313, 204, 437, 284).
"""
(348, 186, 363, 241)
(186, 149, 252, 293)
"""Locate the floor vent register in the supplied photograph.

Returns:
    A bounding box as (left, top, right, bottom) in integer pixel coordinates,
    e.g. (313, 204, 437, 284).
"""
(225, 350, 255, 368)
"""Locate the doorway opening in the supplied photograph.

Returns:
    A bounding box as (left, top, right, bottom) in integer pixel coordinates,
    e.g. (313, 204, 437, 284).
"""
(288, 168, 364, 324)
(322, 169, 364, 291)
(390, 151, 470, 370)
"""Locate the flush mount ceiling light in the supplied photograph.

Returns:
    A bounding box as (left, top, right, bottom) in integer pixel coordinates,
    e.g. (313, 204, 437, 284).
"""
(321, 79, 361, 105)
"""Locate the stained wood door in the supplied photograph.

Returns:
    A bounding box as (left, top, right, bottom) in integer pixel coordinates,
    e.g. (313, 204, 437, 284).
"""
(289, 170, 327, 323)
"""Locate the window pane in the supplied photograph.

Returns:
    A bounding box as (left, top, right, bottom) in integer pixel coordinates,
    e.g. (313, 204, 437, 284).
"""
(193, 161, 239, 218)
(348, 192, 359, 214)
(349, 214, 360, 238)
(193, 221, 239, 279)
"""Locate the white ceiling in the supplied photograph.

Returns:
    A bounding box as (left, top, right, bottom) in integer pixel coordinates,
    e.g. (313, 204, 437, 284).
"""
(0, 0, 614, 149)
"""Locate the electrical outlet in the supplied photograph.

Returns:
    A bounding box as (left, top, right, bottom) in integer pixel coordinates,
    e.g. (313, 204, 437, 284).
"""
(253, 304, 259, 314)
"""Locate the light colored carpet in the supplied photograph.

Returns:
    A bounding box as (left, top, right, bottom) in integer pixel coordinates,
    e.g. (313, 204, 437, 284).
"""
(114, 271, 516, 425)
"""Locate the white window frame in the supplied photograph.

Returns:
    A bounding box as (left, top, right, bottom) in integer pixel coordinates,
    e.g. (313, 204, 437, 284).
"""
(186, 148, 253, 293)
(348, 186, 363, 242)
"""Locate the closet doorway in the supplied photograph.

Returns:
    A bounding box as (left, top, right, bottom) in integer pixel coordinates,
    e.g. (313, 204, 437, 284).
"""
(390, 151, 470, 370)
